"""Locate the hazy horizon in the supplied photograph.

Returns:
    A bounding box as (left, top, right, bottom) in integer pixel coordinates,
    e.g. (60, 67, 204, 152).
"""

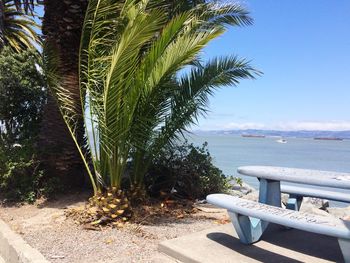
(193, 128, 350, 132)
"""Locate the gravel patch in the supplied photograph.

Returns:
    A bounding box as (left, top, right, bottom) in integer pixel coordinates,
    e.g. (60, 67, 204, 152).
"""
(0, 193, 227, 263)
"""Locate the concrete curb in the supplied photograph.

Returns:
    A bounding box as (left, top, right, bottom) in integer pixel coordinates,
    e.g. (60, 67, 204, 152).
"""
(0, 219, 50, 263)
(159, 242, 197, 263)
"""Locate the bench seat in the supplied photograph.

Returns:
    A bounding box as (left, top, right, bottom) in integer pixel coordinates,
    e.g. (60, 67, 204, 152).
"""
(281, 184, 350, 203)
(207, 194, 350, 262)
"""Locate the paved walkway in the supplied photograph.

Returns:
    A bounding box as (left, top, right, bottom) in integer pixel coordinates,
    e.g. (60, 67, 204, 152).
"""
(159, 223, 344, 263)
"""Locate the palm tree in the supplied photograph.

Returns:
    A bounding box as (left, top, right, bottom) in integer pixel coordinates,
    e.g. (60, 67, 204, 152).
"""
(37, 0, 89, 187)
(37, 0, 238, 189)
(0, 0, 40, 52)
(47, 0, 258, 196)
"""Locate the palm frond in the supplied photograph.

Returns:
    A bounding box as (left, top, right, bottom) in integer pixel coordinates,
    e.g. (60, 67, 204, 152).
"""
(13, 0, 36, 14)
(190, 1, 253, 32)
(150, 56, 260, 158)
(0, 0, 40, 52)
(127, 18, 224, 151)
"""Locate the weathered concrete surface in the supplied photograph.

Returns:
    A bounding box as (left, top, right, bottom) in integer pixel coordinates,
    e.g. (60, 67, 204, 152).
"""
(152, 253, 182, 263)
(159, 223, 344, 263)
(328, 206, 350, 219)
(0, 219, 49, 263)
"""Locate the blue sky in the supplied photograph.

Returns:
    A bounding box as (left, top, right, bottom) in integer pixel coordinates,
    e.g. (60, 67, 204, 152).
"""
(195, 0, 350, 131)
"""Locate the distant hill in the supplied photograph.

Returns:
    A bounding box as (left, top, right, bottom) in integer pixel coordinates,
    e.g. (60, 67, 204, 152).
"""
(193, 129, 350, 139)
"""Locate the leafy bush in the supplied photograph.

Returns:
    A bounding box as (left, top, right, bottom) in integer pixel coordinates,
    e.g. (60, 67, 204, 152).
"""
(0, 47, 50, 202)
(0, 156, 63, 203)
(0, 156, 41, 203)
(145, 141, 231, 200)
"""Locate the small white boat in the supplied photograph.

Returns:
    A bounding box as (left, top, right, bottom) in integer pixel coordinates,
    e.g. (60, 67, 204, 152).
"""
(276, 139, 287, 144)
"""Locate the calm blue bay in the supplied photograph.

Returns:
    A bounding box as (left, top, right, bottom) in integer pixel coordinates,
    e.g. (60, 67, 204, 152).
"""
(185, 134, 350, 205)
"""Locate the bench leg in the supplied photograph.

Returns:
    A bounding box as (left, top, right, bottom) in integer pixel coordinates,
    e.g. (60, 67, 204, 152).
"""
(258, 179, 281, 207)
(286, 194, 303, 211)
(338, 238, 350, 263)
(229, 179, 280, 244)
(228, 212, 269, 244)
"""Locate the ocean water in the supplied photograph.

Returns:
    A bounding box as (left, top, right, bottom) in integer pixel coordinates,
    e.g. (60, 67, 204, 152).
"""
(186, 134, 350, 206)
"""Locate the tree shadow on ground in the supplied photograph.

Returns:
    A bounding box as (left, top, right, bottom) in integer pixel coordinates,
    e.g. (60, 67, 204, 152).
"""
(207, 224, 344, 262)
(36, 190, 92, 209)
(0, 189, 92, 209)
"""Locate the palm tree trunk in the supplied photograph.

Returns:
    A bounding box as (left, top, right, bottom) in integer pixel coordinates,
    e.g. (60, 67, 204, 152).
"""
(0, 1, 5, 42)
(39, 0, 88, 187)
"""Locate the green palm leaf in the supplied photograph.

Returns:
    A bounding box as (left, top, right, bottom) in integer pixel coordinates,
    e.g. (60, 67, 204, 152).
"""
(0, 0, 40, 52)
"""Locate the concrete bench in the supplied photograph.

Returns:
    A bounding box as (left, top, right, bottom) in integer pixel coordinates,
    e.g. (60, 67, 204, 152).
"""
(237, 166, 350, 212)
(281, 184, 350, 210)
(207, 194, 350, 262)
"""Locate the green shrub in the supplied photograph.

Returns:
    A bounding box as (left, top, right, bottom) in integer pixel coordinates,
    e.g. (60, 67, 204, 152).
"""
(0, 157, 40, 203)
(0, 157, 62, 203)
(145, 141, 231, 200)
(0, 47, 50, 202)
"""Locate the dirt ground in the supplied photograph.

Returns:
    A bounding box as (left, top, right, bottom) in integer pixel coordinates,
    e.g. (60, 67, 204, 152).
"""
(0, 192, 228, 263)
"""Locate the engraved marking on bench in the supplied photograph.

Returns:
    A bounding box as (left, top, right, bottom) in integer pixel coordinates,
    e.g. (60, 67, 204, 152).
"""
(236, 200, 337, 227)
